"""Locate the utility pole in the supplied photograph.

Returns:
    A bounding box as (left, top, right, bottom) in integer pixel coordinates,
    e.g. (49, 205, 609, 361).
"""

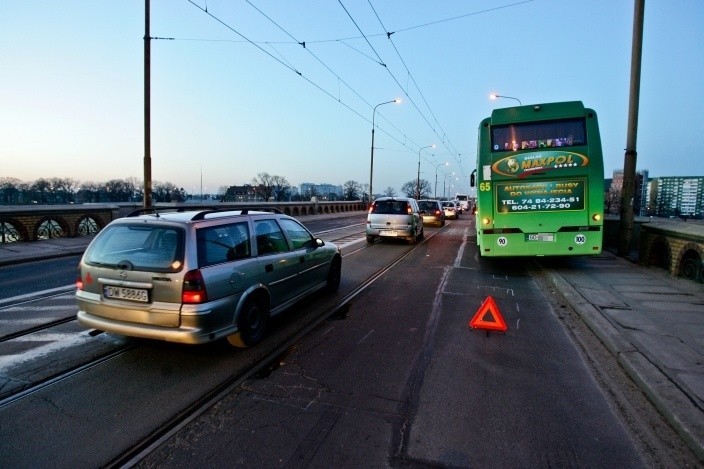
(618, 0, 644, 256)
(143, 0, 153, 209)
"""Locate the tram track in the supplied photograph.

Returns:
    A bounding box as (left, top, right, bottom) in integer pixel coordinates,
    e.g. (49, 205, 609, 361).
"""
(0, 221, 444, 466)
(112, 230, 433, 467)
(0, 226, 365, 343)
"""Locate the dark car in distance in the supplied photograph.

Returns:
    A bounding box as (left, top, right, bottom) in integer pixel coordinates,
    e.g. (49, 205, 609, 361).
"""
(418, 200, 445, 227)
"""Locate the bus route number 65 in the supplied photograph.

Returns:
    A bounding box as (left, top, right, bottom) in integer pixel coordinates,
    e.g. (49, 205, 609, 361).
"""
(479, 182, 491, 191)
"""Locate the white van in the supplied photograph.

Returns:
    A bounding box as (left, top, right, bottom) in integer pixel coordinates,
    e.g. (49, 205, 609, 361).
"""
(455, 194, 470, 212)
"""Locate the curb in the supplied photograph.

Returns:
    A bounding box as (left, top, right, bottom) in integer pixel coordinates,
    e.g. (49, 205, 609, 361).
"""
(546, 270, 704, 461)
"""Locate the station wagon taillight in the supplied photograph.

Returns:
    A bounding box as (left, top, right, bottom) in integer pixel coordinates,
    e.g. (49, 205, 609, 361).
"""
(407, 205, 412, 214)
(182, 269, 208, 304)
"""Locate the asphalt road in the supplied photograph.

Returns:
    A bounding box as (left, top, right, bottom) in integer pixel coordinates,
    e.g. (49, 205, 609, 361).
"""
(1, 214, 696, 467)
(141, 218, 645, 467)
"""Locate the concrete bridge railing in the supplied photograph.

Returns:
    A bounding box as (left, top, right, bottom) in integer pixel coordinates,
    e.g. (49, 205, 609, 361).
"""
(0, 201, 366, 243)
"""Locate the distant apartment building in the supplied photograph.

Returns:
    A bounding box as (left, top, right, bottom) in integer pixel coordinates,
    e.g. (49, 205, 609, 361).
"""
(606, 169, 649, 216)
(653, 176, 704, 218)
(607, 170, 703, 218)
(300, 183, 343, 200)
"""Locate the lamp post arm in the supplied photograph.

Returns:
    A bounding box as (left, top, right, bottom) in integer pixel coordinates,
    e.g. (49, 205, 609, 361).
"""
(369, 99, 399, 206)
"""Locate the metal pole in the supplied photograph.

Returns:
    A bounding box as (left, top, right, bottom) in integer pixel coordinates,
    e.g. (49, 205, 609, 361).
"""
(416, 150, 421, 199)
(434, 169, 438, 199)
(434, 162, 447, 199)
(618, 0, 644, 257)
(143, 0, 152, 209)
(416, 145, 433, 199)
(369, 100, 397, 207)
(369, 123, 375, 207)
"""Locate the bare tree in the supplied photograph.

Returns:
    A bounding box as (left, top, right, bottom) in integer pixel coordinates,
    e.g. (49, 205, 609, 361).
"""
(252, 172, 275, 201)
(271, 175, 291, 202)
(401, 179, 431, 199)
(30, 178, 51, 203)
(343, 180, 362, 201)
(0, 177, 22, 204)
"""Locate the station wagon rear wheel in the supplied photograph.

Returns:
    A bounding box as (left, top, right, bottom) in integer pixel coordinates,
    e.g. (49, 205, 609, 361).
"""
(226, 297, 268, 348)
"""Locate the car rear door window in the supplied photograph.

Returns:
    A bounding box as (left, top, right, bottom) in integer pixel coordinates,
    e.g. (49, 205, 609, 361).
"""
(197, 222, 250, 267)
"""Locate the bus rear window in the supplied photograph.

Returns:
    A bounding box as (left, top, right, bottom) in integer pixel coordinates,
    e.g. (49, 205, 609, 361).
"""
(491, 118, 586, 152)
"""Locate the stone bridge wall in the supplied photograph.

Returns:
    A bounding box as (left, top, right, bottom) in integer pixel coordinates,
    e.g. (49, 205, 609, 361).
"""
(0, 201, 365, 242)
(638, 220, 704, 282)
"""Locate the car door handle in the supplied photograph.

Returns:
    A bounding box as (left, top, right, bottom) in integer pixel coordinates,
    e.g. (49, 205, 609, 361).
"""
(265, 264, 273, 273)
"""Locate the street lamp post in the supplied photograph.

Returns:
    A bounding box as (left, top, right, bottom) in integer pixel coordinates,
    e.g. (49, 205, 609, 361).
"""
(443, 172, 455, 199)
(416, 144, 435, 199)
(434, 162, 448, 199)
(369, 99, 400, 207)
(489, 93, 522, 106)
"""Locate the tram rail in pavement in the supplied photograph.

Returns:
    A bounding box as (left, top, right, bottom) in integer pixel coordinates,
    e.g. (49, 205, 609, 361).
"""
(1, 230, 702, 461)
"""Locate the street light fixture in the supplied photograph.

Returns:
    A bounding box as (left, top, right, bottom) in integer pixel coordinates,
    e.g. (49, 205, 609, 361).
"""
(416, 144, 435, 200)
(434, 162, 449, 199)
(369, 99, 401, 206)
(489, 93, 522, 106)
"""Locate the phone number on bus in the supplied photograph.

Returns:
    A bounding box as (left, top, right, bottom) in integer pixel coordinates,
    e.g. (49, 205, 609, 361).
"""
(509, 202, 577, 212)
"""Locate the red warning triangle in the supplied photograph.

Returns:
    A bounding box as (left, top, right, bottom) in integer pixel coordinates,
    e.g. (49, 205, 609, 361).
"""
(469, 296, 507, 332)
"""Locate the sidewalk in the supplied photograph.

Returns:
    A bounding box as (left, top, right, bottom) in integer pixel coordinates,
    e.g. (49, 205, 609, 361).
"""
(0, 236, 92, 266)
(1, 235, 702, 460)
(545, 251, 704, 460)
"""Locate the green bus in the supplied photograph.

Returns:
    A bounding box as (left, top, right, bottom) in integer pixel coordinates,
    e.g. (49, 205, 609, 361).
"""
(470, 101, 604, 257)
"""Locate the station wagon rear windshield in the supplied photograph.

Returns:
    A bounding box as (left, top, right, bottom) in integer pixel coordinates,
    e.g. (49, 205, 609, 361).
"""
(84, 225, 184, 272)
(418, 201, 438, 211)
(372, 200, 409, 214)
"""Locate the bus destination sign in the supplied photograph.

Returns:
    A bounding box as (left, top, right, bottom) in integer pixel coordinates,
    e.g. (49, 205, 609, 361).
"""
(496, 179, 585, 213)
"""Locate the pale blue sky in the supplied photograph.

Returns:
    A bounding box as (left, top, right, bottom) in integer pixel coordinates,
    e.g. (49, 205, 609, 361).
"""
(1, 1, 702, 197)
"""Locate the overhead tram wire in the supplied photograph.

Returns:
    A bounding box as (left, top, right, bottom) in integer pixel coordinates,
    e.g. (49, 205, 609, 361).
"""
(181, 1, 530, 160)
(338, 0, 462, 167)
(367, 0, 464, 170)
(185, 0, 419, 154)
(337, 1, 435, 154)
(184, 1, 520, 187)
(243, 0, 421, 154)
(390, 0, 534, 35)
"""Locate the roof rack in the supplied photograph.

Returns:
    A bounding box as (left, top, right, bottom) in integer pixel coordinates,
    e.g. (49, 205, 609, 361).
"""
(190, 206, 284, 221)
(126, 206, 284, 220)
(126, 205, 219, 218)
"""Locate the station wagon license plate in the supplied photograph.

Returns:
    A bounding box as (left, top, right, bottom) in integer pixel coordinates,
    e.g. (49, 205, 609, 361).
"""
(103, 285, 149, 303)
(380, 230, 398, 237)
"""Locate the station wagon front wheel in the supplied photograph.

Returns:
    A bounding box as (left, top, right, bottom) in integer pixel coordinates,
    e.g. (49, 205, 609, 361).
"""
(226, 297, 268, 348)
(326, 256, 342, 292)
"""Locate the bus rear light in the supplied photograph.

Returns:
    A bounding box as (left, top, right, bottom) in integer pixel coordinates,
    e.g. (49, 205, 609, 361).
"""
(182, 269, 208, 304)
(482, 217, 491, 226)
(592, 213, 601, 222)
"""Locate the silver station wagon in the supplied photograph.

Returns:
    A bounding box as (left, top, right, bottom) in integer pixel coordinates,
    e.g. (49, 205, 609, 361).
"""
(76, 208, 342, 348)
(366, 196, 424, 244)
